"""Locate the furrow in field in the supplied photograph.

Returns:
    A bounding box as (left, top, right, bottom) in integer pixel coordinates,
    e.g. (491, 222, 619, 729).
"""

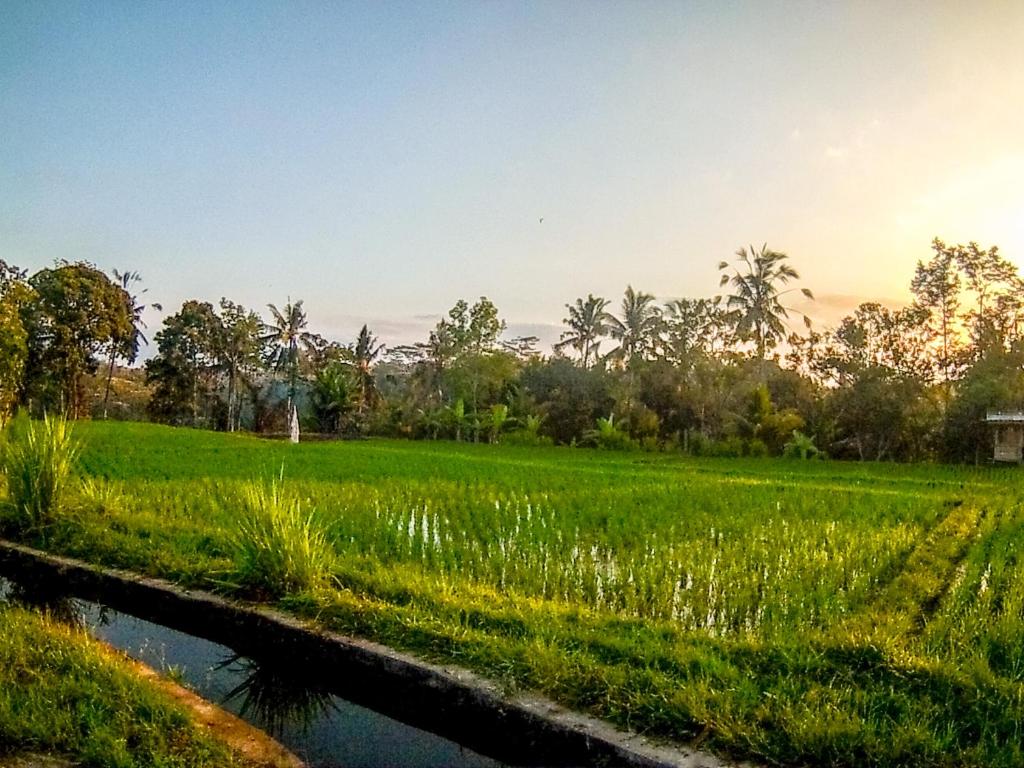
(837, 501, 986, 641)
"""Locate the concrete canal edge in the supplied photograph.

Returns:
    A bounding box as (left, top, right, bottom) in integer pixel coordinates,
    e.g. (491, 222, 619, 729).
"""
(0, 540, 747, 768)
(0, 756, 75, 768)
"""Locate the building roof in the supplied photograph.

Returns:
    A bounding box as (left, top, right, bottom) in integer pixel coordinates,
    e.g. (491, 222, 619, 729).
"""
(986, 411, 1024, 423)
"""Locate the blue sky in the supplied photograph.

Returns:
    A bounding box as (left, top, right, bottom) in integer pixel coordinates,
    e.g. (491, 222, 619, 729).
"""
(2, 1, 1022, 350)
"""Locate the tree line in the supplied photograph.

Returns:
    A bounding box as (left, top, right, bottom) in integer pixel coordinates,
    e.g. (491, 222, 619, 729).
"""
(1, 238, 1022, 462)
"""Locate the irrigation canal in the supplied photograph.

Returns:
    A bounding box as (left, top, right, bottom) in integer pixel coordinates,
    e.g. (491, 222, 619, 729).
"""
(0, 544, 727, 768)
(0, 575, 504, 768)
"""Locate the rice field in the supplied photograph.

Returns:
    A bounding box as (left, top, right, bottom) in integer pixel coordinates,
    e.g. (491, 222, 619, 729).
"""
(8, 421, 1024, 766)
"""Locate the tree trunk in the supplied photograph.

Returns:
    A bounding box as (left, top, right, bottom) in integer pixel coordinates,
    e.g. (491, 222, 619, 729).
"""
(226, 364, 236, 432)
(102, 349, 116, 419)
(191, 359, 199, 426)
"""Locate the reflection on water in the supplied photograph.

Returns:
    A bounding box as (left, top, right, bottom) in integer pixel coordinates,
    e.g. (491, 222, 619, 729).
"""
(217, 653, 339, 736)
(0, 576, 505, 768)
(3, 578, 89, 627)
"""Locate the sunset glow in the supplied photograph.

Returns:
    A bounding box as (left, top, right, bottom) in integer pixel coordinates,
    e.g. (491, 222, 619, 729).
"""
(2, 1, 1022, 348)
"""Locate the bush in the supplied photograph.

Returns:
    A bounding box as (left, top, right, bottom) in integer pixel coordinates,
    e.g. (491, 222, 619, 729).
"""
(746, 438, 769, 458)
(621, 404, 660, 440)
(0, 413, 79, 536)
(640, 436, 661, 452)
(783, 430, 822, 460)
(757, 409, 806, 454)
(503, 413, 553, 446)
(582, 415, 637, 451)
(231, 481, 335, 598)
(708, 436, 745, 458)
(684, 430, 711, 456)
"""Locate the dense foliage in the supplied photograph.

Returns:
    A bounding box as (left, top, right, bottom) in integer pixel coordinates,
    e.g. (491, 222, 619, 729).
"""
(3, 237, 1023, 463)
(0, 259, 137, 421)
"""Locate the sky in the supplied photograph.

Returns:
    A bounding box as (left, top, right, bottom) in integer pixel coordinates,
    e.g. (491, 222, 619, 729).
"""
(2, 1, 1023, 353)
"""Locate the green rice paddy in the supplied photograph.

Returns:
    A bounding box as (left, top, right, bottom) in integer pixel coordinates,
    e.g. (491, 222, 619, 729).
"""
(8, 421, 1024, 767)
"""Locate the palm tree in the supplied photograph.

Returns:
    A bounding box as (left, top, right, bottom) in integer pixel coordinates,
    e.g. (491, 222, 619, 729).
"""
(718, 244, 813, 360)
(555, 294, 612, 368)
(486, 403, 512, 444)
(352, 324, 385, 415)
(607, 286, 662, 367)
(103, 269, 162, 419)
(262, 299, 316, 411)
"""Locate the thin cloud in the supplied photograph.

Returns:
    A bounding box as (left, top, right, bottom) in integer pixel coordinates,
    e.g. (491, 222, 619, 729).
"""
(792, 293, 909, 330)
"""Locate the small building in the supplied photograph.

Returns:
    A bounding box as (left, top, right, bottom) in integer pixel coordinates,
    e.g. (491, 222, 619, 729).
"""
(986, 411, 1024, 463)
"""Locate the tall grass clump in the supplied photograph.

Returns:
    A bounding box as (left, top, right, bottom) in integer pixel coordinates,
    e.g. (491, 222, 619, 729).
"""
(231, 480, 335, 598)
(0, 412, 79, 536)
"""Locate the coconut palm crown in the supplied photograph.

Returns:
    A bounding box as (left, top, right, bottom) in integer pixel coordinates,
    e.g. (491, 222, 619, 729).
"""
(263, 299, 316, 407)
(555, 294, 613, 368)
(352, 324, 385, 412)
(607, 285, 662, 367)
(718, 244, 813, 360)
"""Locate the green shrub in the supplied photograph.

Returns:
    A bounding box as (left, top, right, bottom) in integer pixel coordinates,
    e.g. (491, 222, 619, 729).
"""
(503, 430, 554, 447)
(583, 415, 637, 451)
(0, 413, 79, 535)
(504, 414, 554, 446)
(622, 404, 660, 440)
(639, 436, 662, 452)
(746, 437, 769, 457)
(708, 436, 745, 457)
(784, 430, 822, 460)
(757, 408, 806, 454)
(683, 430, 711, 455)
(231, 480, 335, 598)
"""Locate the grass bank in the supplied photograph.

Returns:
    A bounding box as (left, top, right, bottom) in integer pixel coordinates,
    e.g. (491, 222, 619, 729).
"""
(0, 603, 248, 768)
